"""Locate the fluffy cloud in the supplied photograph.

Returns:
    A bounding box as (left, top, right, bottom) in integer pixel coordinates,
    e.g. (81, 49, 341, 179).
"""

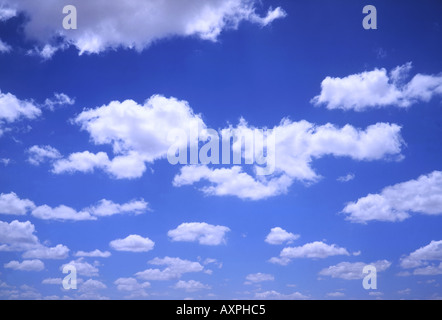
(87, 199, 149, 217)
(343, 171, 442, 223)
(245, 273, 274, 284)
(311, 63, 442, 111)
(174, 119, 404, 200)
(400, 240, 442, 275)
(0, 220, 39, 251)
(174, 280, 211, 292)
(31, 205, 96, 221)
(0, 192, 35, 215)
(61, 258, 99, 277)
(74, 250, 111, 258)
(319, 260, 391, 280)
(54, 95, 207, 179)
(265, 227, 299, 245)
(4, 259, 44, 272)
(1, 0, 285, 56)
(167, 222, 230, 245)
(0, 89, 41, 136)
(135, 257, 204, 281)
(254, 290, 309, 300)
(27, 145, 62, 166)
(79, 279, 107, 293)
(109, 235, 155, 253)
(22, 244, 69, 260)
(270, 241, 349, 265)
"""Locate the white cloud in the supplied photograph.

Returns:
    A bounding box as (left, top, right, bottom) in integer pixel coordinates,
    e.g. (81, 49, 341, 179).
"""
(114, 277, 150, 292)
(0, 7, 16, 21)
(269, 241, 349, 265)
(22, 244, 69, 260)
(109, 235, 154, 253)
(0, 90, 41, 136)
(0, 220, 39, 251)
(135, 257, 204, 281)
(168, 222, 230, 245)
(0, 158, 10, 166)
(61, 258, 99, 277)
(44, 93, 75, 110)
(0, 40, 11, 53)
(174, 280, 211, 292)
(319, 260, 391, 280)
(42, 278, 62, 285)
(337, 173, 355, 183)
(87, 199, 149, 217)
(79, 279, 107, 293)
(326, 291, 345, 297)
(0, 192, 35, 215)
(245, 273, 274, 284)
(312, 62, 442, 111)
(52, 151, 111, 175)
(31, 204, 96, 221)
(343, 171, 442, 223)
(265, 227, 299, 245)
(174, 119, 404, 200)
(254, 290, 309, 300)
(27, 145, 61, 165)
(400, 240, 442, 276)
(2, 0, 285, 56)
(74, 250, 111, 258)
(4, 259, 44, 272)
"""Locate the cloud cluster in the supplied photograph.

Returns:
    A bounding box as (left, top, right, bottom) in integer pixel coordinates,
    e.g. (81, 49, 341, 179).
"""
(343, 171, 442, 223)
(1, 0, 285, 57)
(312, 63, 442, 111)
(400, 240, 442, 276)
(0, 192, 149, 221)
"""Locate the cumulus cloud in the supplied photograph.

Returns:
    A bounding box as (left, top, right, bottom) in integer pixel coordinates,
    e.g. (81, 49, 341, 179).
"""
(61, 258, 99, 277)
(400, 240, 442, 275)
(114, 277, 150, 298)
(135, 257, 204, 281)
(32, 204, 96, 221)
(244, 273, 274, 284)
(167, 222, 230, 245)
(174, 280, 211, 292)
(319, 260, 391, 280)
(312, 62, 442, 111)
(27, 145, 62, 166)
(4, 259, 44, 272)
(269, 241, 350, 265)
(0, 192, 35, 215)
(174, 119, 404, 200)
(22, 244, 69, 260)
(0, 220, 39, 251)
(1, 0, 285, 57)
(343, 171, 442, 223)
(0, 89, 41, 136)
(265, 227, 299, 245)
(79, 279, 107, 293)
(74, 250, 111, 258)
(254, 290, 309, 300)
(109, 235, 154, 253)
(87, 199, 149, 217)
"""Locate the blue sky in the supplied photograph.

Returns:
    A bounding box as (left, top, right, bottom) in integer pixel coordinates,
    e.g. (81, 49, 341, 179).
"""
(0, 0, 442, 300)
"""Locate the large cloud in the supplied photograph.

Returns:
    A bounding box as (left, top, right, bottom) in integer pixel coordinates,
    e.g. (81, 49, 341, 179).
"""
(2, 0, 286, 57)
(312, 63, 442, 111)
(343, 171, 442, 223)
